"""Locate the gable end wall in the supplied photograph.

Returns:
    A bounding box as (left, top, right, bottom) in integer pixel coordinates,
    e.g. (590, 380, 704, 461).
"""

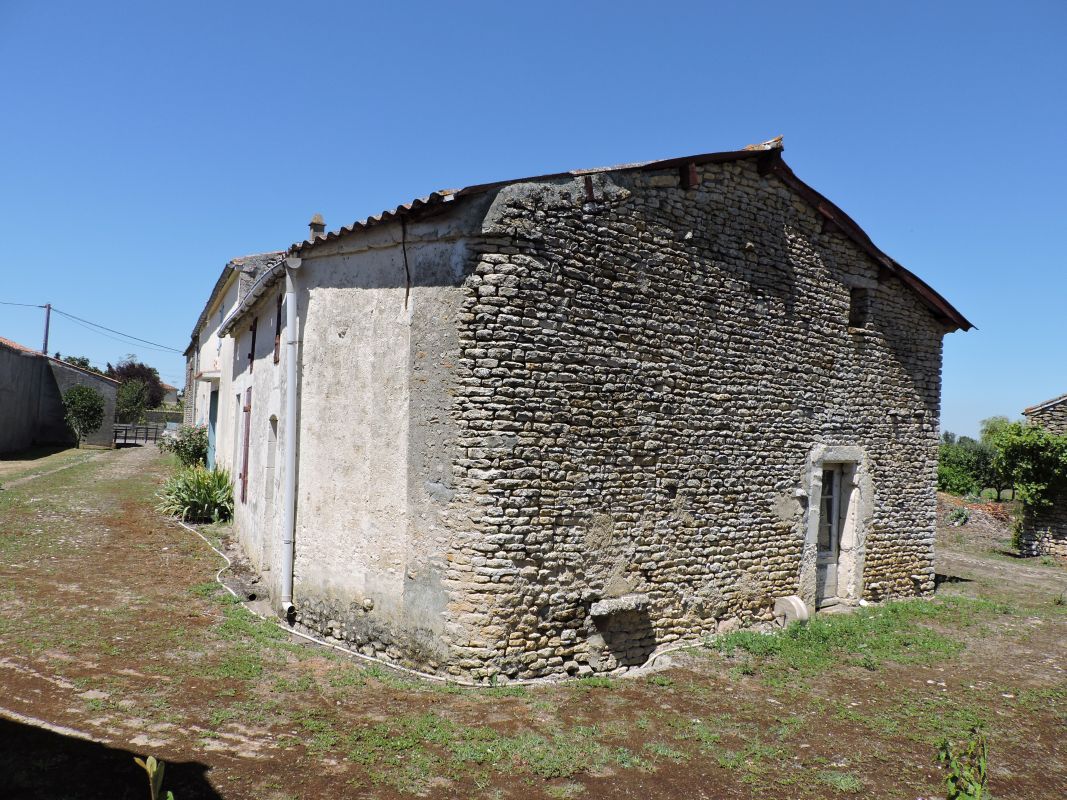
(439, 159, 946, 680)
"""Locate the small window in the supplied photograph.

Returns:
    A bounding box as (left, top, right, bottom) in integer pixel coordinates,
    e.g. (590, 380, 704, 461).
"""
(848, 288, 869, 329)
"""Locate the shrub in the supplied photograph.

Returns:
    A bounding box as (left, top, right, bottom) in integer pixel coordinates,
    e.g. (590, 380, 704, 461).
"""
(158, 425, 209, 466)
(157, 465, 233, 523)
(948, 507, 970, 526)
(62, 385, 105, 446)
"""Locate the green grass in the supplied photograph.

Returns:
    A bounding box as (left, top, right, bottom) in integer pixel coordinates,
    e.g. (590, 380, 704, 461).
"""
(715, 739, 782, 774)
(818, 770, 863, 793)
(574, 676, 615, 690)
(327, 666, 367, 688)
(714, 598, 1008, 676)
(344, 713, 621, 792)
(211, 650, 264, 680)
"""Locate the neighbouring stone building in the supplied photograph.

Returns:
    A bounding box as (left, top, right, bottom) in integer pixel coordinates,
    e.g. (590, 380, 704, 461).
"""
(202, 139, 970, 681)
(0, 336, 119, 453)
(1020, 394, 1067, 556)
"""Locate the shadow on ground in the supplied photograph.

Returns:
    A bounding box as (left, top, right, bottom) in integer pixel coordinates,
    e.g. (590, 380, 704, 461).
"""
(0, 444, 71, 463)
(0, 716, 220, 800)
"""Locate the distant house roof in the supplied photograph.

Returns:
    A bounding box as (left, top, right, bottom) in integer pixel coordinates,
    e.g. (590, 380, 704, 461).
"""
(1023, 393, 1067, 415)
(185, 251, 284, 355)
(220, 138, 972, 335)
(0, 336, 119, 385)
(161, 381, 178, 392)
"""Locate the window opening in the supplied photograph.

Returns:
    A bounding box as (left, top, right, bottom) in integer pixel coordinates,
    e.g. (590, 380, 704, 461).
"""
(848, 288, 869, 329)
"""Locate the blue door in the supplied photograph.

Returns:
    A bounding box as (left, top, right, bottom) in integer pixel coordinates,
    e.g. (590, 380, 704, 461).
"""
(206, 389, 219, 469)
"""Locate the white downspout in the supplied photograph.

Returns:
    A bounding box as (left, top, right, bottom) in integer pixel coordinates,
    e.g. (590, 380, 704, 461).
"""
(280, 256, 302, 617)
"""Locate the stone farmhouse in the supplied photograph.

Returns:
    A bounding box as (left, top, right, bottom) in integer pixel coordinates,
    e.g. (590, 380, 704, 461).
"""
(195, 139, 970, 681)
(1021, 394, 1067, 556)
(0, 336, 119, 453)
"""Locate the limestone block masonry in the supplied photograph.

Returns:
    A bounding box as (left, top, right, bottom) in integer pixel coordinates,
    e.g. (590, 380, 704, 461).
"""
(223, 150, 963, 682)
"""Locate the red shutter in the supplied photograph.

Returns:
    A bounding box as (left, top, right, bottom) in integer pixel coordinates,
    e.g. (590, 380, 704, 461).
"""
(240, 387, 252, 503)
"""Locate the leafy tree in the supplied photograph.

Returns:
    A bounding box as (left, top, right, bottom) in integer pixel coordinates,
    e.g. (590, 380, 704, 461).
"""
(979, 416, 1014, 499)
(66, 355, 97, 371)
(62, 385, 105, 447)
(992, 421, 1067, 509)
(937, 434, 992, 496)
(107, 357, 166, 409)
(116, 378, 150, 423)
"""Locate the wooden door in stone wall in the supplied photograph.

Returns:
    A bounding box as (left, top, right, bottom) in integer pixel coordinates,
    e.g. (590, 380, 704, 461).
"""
(816, 466, 844, 608)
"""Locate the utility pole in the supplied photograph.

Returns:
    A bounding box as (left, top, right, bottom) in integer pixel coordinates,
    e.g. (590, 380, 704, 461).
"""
(41, 303, 51, 354)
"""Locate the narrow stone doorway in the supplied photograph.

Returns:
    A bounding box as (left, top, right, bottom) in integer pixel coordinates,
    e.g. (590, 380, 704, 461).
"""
(801, 446, 869, 611)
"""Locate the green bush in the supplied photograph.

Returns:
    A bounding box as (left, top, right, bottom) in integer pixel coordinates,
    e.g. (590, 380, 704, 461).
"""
(116, 378, 149, 423)
(158, 424, 209, 466)
(937, 462, 979, 496)
(62, 385, 105, 446)
(157, 465, 233, 523)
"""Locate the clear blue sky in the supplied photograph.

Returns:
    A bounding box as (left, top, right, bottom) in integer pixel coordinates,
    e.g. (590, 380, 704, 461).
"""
(1, 1, 1064, 435)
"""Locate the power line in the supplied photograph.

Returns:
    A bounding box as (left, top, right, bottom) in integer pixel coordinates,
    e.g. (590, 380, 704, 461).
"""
(51, 311, 181, 355)
(50, 307, 183, 353)
(2, 299, 184, 355)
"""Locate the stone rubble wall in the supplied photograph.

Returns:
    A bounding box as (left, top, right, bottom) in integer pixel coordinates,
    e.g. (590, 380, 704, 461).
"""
(1021, 403, 1067, 556)
(440, 159, 946, 681)
(1021, 502, 1067, 557)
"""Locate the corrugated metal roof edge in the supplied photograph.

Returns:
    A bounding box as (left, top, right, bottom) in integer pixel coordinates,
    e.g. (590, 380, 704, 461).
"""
(221, 141, 972, 334)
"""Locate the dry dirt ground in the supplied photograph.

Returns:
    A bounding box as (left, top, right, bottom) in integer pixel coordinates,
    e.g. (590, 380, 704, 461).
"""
(1, 447, 1065, 800)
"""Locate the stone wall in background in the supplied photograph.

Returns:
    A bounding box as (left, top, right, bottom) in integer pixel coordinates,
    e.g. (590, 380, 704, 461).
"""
(0, 344, 117, 453)
(1022, 399, 1067, 556)
(1024, 399, 1067, 436)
